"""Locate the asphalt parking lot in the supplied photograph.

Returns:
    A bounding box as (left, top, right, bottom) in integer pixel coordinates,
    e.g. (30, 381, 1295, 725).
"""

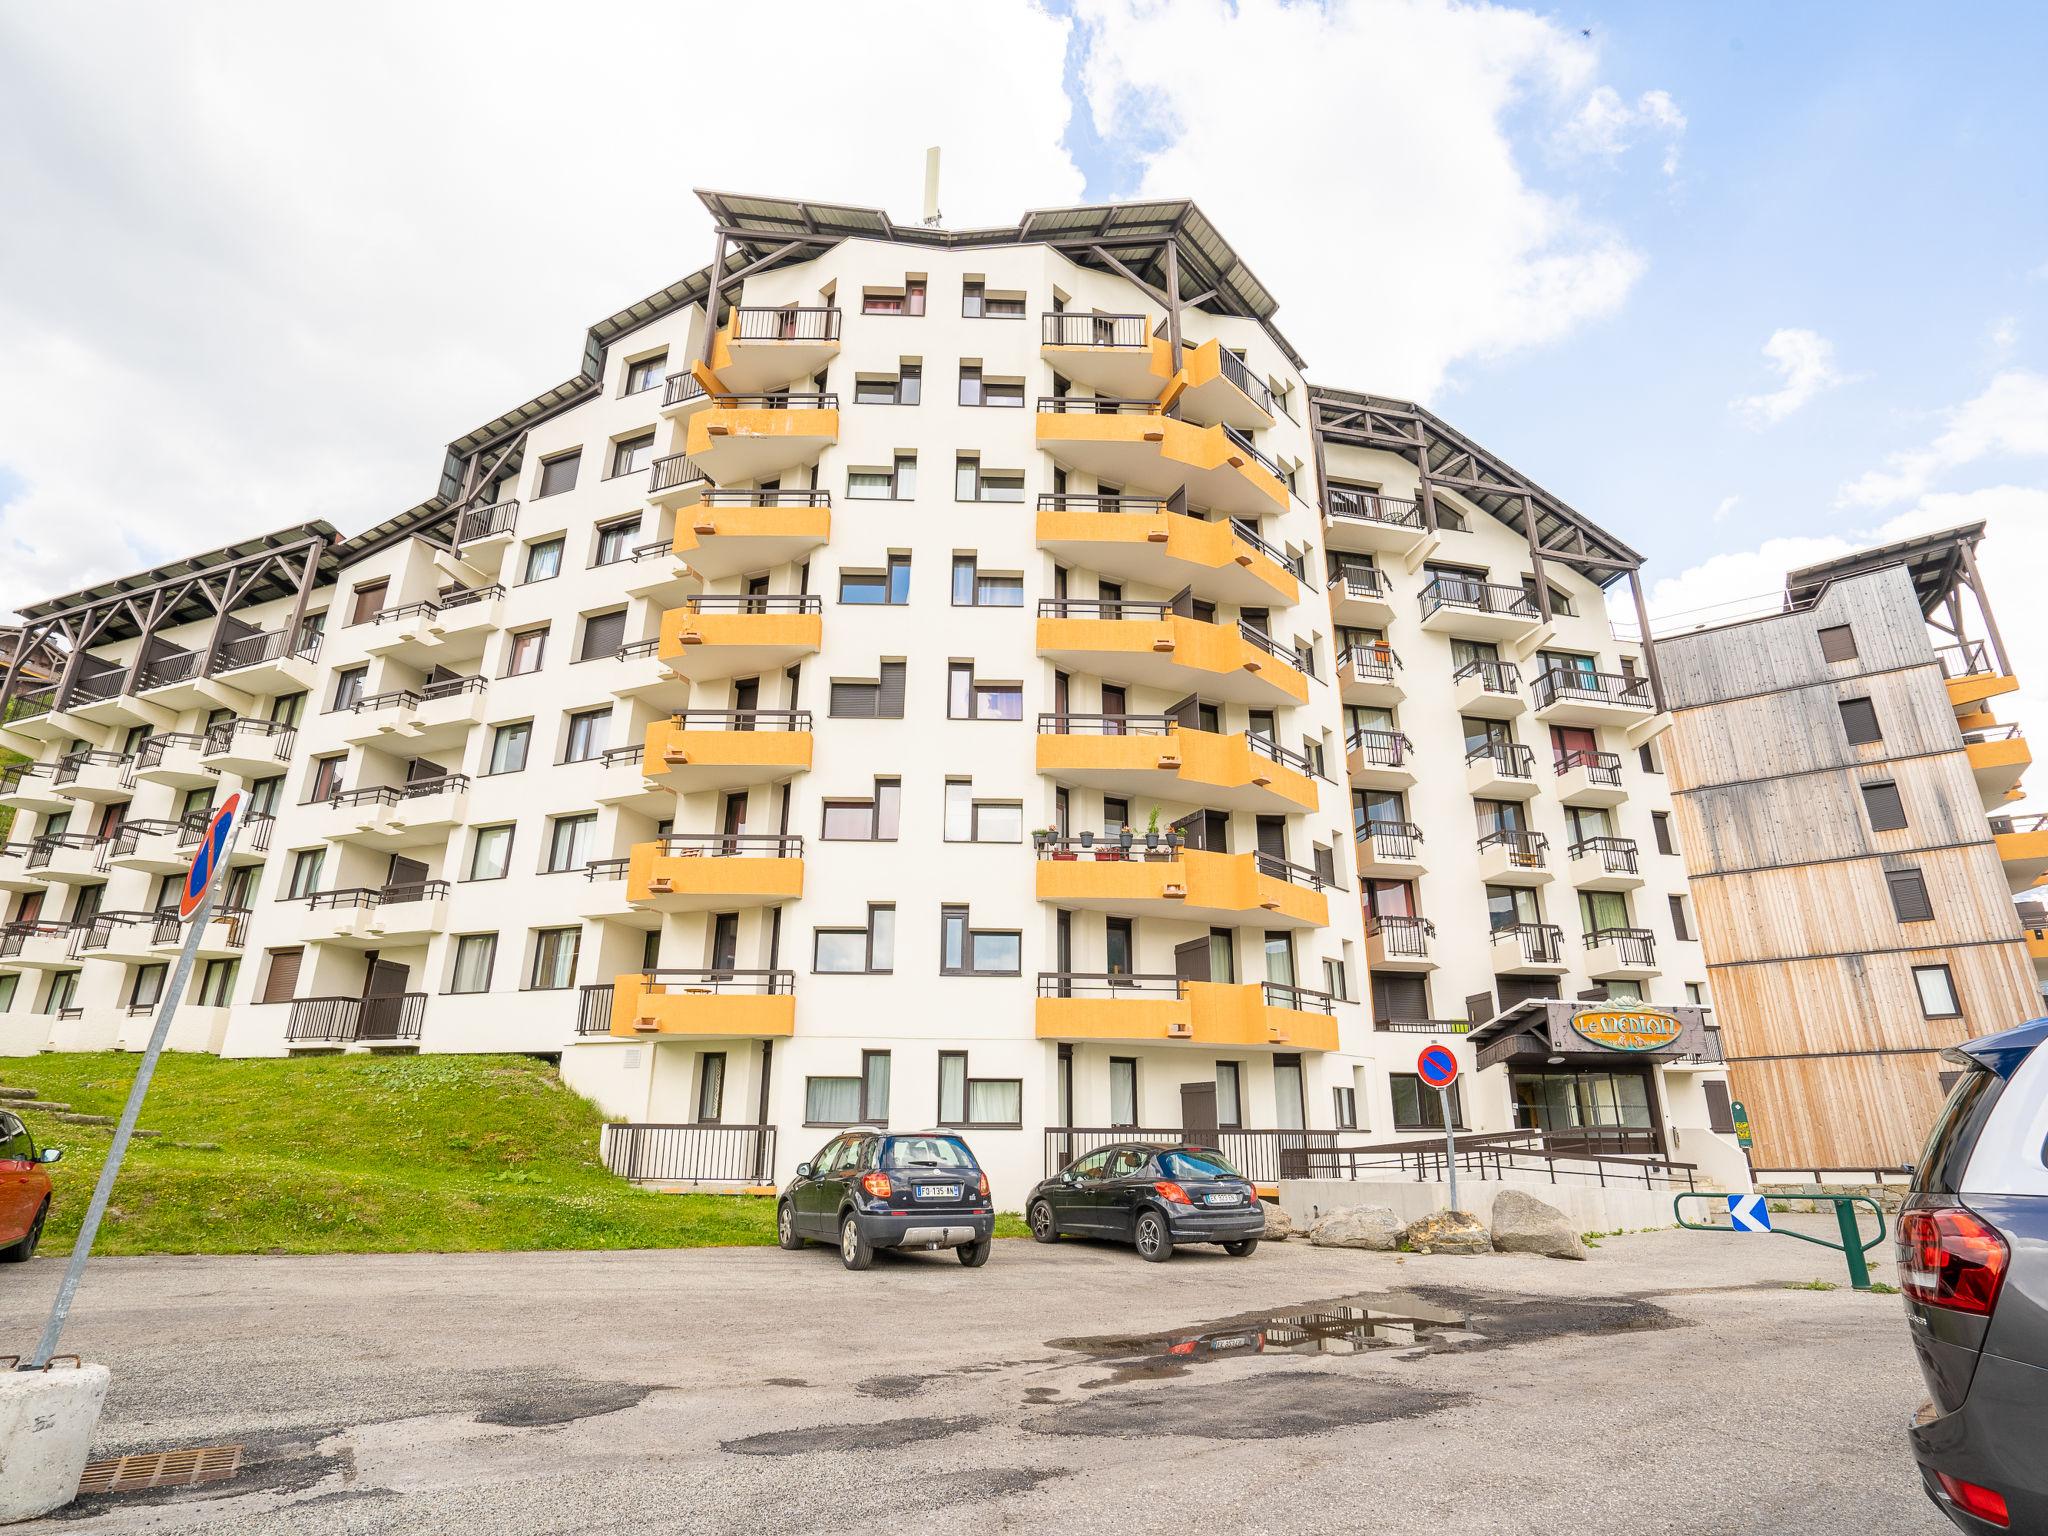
(1, 1218, 1946, 1535)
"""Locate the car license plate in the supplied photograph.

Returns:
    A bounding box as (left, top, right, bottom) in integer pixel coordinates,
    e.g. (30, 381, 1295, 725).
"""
(918, 1184, 961, 1199)
(1203, 1192, 1242, 1205)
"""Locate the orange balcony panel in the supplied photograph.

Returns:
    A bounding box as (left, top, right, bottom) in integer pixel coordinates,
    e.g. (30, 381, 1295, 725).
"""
(1171, 339, 1278, 432)
(2025, 927, 2048, 969)
(608, 973, 796, 1040)
(658, 607, 821, 682)
(705, 319, 841, 394)
(1996, 827, 2048, 893)
(1034, 508, 1298, 606)
(1035, 847, 1325, 929)
(641, 719, 813, 793)
(1947, 672, 2020, 712)
(626, 841, 805, 911)
(1038, 327, 1173, 399)
(1966, 735, 2030, 806)
(685, 406, 839, 484)
(1032, 982, 1335, 1050)
(1036, 725, 1315, 815)
(1035, 411, 1288, 518)
(671, 502, 831, 581)
(1035, 615, 1307, 708)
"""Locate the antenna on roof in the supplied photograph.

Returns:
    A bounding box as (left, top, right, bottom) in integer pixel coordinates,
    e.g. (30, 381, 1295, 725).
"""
(922, 146, 942, 227)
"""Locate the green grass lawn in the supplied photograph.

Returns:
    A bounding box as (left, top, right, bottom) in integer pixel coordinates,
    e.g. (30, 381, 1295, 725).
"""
(2, 1053, 782, 1255)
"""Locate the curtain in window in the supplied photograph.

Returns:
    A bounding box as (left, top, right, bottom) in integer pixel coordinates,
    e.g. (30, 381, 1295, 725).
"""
(967, 1078, 1020, 1124)
(807, 1076, 861, 1124)
(696, 1055, 725, 1122)
(863, 1053, 891, 1120)
(1109, 1060, 1136, 1127)
(452, 936, 495, 993)
(1273, 1061, 1305, 1130)
(939, 1054, 967, 1122)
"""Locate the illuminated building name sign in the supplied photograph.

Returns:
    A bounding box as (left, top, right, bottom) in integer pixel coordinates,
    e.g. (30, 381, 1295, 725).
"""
(1568, 1007, 1685, 1053)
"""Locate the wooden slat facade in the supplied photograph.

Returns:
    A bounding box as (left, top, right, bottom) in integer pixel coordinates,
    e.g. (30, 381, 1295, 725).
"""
(1657, 565, 2038, 1170)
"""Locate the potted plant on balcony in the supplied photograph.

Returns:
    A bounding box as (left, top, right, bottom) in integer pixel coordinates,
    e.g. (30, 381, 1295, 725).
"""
(1117, 822, 1135, 857)
(1032, 826, 1051, 854)
(1144, 806, 1162, 854)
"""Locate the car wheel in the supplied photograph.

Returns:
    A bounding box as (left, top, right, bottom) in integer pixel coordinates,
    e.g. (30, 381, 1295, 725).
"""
(839, 1214, 874, 1272)
(957, 1237, 992, 1268)
(776, 1201, 803, 1250)
(1028, 1201, 1059, 1244)
(0, 1201, 47, 1265)
(1223, 1238, 1260, 1258)
(1134, 1209, 1173, 1263)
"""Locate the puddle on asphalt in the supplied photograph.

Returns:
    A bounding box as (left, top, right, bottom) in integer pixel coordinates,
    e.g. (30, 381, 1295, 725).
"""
(1047, 1288, 1677, 1385)
(1047, 1292, 1479, 1383)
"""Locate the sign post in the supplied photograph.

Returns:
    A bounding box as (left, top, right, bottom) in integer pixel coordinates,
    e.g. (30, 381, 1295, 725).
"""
(1416, 1043, 1461, 1213)
(23, 792, 241, 1370)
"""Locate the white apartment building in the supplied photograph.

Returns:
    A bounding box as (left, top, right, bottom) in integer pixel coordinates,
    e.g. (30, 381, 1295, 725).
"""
(0, 190, 1733, 1201)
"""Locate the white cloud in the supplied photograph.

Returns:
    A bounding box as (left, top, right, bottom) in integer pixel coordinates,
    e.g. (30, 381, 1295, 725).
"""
(1991, 315, 2019, 351)
(1650, 486, 2048, 812)
(1837, 370, 2048, 507)
(1073, 0, 1654, 398)
(1730, 328, 1846, 427)
(1712, 494, 1740, 523)
(1558, 85, 1688, 175)
(0, 0, 1084, 619)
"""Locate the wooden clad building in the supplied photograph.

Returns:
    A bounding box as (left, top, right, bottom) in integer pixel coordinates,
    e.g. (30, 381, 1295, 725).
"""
(1654, 525, 2039, 1171)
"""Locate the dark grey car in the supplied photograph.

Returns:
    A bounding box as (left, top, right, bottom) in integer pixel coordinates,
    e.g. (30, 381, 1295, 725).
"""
(1901, 1017, 2048, 1532)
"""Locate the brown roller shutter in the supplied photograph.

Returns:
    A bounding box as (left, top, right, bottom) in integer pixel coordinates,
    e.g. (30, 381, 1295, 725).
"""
(1839, 697, 1882, 745)
(1703, 1080, 1735, 1134)
(1818, 625, 1858, 663)
(875, 661, 906, 718)
(1371, 972, 1429, 1023)
(1497, 976, 1562, 1010)
(1886, 869, 1934, 922)
(580, 609, 627, 661)
(260, 947, 303, 1004)
(1861, 781, 1907, 832)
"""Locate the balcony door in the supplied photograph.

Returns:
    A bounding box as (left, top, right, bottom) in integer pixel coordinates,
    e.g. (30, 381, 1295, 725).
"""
(710, 913, 739, 979)
(361, 957, 409, 1042)
(1172, 809, 1229, 852)
(385, 854, 428, 899)
(732, 678, 759, 727)
(719, 793, 748, 854)
(1173, 937, 1210, 986)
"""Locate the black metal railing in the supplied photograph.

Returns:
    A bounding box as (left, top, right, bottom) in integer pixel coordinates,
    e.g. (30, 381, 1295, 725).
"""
(647, 834, 803, 859)
(0, 920, 73, 957)
(701, 391, 838, 411)
(1237, 620, 1302, 670)
(1555, 748, 1622, 784)
(1264, 981, 1336, 1014)
(351, 676, 486, 715)
(1034, 492, 1169, 516)
(1222, 425, 1284, 481)
(1346, 727, 1413, 769)
(625, 968, 795, 997)
(1328, 565, 1389, 601)
(662, 372, 707, 409)
(1356, 820, 1425, 862)
(1934, 640, 1992, 679)
(663, 709, 814, 733)
(299, 881, 451, 910)
(28, 832, 98, 868)
(1042, 312, 1148, 348)
(1248, 732, 1317, 777)
(286, 993, 427, 1044)
(1466, 740, 1535, 780)
(1570, 836, 1640, 874)
(1453, 658, 1521, 695)
(700, 488, 831, 509)
(730, 305, 841, 342)
(202, 717, 296, 760)
(64, 670, 127, 706)
(1533, 668, 1654, 712)
(1306, 1128, 1696, 1190)
(321, 775, 470, 811)
(1035, 712, 1172, 736)
(1492, 923, 1565, 965)
(1043, 1127, 1339, 1184)
(8, 686, 57, 721)
(455, 502, 519, 544)
(1230, 520, 1305, 579)
(1368, 913, 1435, 959)
(130, 732, 209, 778)
(1585, 927, 1657, 968)
(211, 628, 320, 674)
(53, 749, 128, 786)
(1036, 971, 1182, 998)
(1420, 576, 1538, 622)
(1036, 395, 1162, 416)
(650, 453, 708, 494)
(1216, 348, 1277, 417)
(583, 857, 631, 881)
(1037, 597, 1167, 621)
(1338, 644, 1401, 683)
(577, 984, 615, 1035)
(0, 762, 52, 797)
(138, 649, 202, 691)
(600, 1123, 778, 1184)
(1324, 487, 1421, 529)
(1478, 828, 1549, 867)
(683, 595, 822, 616)
(372, 586, 504, 625)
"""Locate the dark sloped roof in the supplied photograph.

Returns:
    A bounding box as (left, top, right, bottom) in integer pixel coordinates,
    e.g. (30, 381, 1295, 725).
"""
(1785, 522, 1985, 616)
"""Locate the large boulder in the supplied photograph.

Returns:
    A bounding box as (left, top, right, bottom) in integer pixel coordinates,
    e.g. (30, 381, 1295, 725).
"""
(1305, 1205, 1402, 1251)
(1261, 1202, 1295, 1241)
(1401, 1210, 1491, 1255)
(1488, 1189, 1587, 1261)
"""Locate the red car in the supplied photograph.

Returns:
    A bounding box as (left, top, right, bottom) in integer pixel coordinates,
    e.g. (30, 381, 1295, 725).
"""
(1, 1109, 62, 1262)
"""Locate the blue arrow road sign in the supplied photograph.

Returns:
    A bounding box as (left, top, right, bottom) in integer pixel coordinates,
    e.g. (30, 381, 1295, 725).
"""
(1728, 1193, 1772, 1232)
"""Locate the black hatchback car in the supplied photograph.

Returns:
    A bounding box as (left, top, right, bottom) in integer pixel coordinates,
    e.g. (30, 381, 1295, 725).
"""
(778, 1129, 995, 1270)
(1900, 1017, 2048, 1532)
(1026, 1142, 1263, 1261)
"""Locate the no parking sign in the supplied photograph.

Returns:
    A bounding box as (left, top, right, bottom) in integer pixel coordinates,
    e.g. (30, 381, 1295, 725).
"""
(178, 792, 241, 920)
(1417, 1042, 1464, 1210)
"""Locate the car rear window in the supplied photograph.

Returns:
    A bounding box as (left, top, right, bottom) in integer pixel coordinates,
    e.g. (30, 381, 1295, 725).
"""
(882, 1136, 977, 1173)
(1158, 1149, 1242, 1180)
(1913, 1066, 2007, 1195)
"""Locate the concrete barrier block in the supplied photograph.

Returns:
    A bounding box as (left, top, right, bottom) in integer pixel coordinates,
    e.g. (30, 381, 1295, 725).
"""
(0, 1362, 110, 1524)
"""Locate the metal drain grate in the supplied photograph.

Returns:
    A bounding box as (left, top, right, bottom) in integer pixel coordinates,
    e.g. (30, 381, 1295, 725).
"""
(77, 1444, 243, 1494)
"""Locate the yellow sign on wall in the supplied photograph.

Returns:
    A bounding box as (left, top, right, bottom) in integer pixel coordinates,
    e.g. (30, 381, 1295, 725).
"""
(1569, 1007, 1684, 1053)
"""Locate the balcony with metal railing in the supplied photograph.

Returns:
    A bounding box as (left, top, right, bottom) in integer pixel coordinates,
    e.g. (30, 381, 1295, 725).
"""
(1034, 396, 1289, 518)
(51, 750, 131, 804)
(1464, 740, 1538, 801)
(1962, 721, 2030, 808)
(200, 716, 297, 777)
(104, 817, 204, 876)
(309, 775, 473, 851)
(1034, 839, 1329, 929)
(600, 1122, 778, 1187)
(1326, 563, 1394, 629)
(1531, 667, 1655, 726)
(1173, 339, 1279, 431)
(0, 761, 66, 815)
(659, 369, 711, 419)
(0, 919, 78, 968)
(365, 585, 506, 667)
(286, 993, 427, 1046)
(209, 627, 322, 692)
(1491, 922, 1567, 975)
(706, 306, 843, 393)
(605, 968, 797, 1040)
(342, 676, 489, 752)
(1336, 642, 1404, 706)
(1419, 575, 1545, 644)
(1354, 818, 1427, 878)
(1032, 971, 1338, 1051)
(1452, 659, 1524, 719)
(666, 488, 831, 583)
(1039, 311, 1165, 397)
(288, 882, 451, 948)
(658, 594, 822, 683)
(1345, 726, 1415, 791)
(1476, 828, 1551, 885)
(642, 709, 815, 793)
(454, 501, 519, 547)
(1323, 486, 1432, 559)
(628, 834, 806, 912)
(683, 390, 840, 485)
(1036, 594, 1309, 709)
(1992, 812, 2048, 892)
(1034, 493, 1301, 606)
(1366, 913, 1436, 974)
(128, 731, 215, 790)
(1584, 926, 1658, 979)
(26, 831, 103, 883)
(647, 452, 710, 512)
(1568, 836, 1644, 891)
(1034, 712, 1318, 815)
(1554, 748, 1626, 807)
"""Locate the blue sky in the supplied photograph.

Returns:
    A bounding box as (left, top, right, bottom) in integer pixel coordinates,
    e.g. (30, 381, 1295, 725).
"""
(1067, 0, 2047, 599)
